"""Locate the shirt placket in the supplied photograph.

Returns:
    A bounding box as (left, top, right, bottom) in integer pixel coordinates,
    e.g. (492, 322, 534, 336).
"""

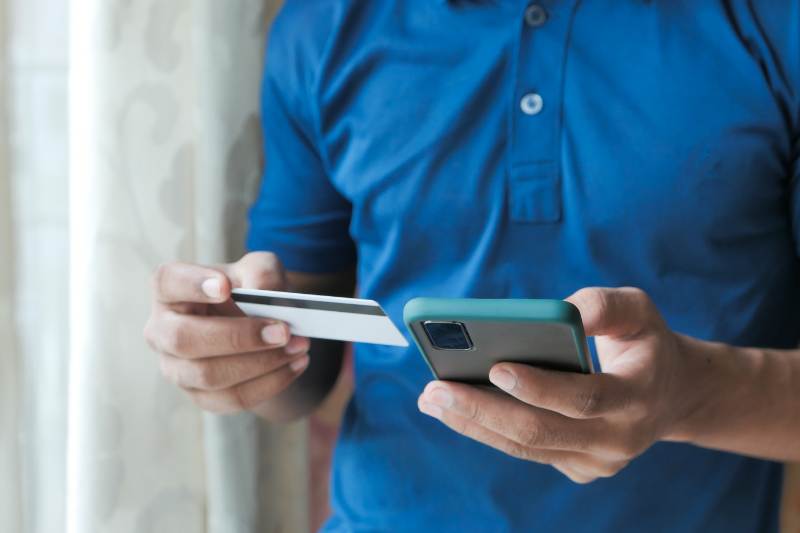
(508, 0, 579, 224)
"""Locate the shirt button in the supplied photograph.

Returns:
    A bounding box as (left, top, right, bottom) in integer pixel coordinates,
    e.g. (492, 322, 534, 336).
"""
(520, 92, 544, 115)
(524, 4, 548, 28)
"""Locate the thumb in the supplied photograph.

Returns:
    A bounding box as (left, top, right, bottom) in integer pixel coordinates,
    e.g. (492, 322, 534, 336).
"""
(565, 287, 658, 339)
(224, 251, 288, 290)
(213, 252, 288, 318)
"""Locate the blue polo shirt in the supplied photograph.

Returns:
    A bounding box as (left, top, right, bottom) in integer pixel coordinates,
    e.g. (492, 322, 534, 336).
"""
(248, 1, 800, 531)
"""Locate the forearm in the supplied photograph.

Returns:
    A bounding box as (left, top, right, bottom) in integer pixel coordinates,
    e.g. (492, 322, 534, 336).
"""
(667, 335, 800, 462)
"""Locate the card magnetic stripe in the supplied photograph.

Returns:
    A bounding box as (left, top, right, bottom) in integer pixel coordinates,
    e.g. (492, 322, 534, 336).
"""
(231, 292, 386, 316)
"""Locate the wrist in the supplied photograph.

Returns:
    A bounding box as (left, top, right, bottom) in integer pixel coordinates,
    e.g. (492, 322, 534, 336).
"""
(662, 334, 753, 443)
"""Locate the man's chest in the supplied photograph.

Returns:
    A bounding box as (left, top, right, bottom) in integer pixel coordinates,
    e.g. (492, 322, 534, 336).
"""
(314, 1, 794, 248)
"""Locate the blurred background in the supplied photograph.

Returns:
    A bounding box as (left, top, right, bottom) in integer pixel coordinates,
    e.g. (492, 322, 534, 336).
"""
(1, 0, 353, 531)
(0, 1, 797, 532)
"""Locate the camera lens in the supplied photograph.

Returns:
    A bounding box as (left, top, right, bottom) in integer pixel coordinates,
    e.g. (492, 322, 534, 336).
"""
(422, 321, 473, 350)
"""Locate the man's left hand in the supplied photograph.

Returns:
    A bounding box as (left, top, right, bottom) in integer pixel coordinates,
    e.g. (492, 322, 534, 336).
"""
(417, 287, 702, 484)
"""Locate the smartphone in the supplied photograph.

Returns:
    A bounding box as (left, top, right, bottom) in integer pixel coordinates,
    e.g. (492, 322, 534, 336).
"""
(403, 297, 594, 385)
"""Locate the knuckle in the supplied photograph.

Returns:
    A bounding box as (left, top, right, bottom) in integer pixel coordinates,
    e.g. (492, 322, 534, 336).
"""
(590, 289, 611, 318)
(613, 437, 644, 459)
(571, 287, 593, 307)
(443, 412, 469, 435)
(258, 350, 289, 372)
(623, 287, 658, 320)
(239, 252, 285, 290)
(255, 270, 280, 289)
(227, 326, 247, 352)
(517, 424, 543, 449)
(597, 466, 618, 478)
(573, 287, 609, 322)
(576, 286, 598, 298)
(624, 395, 647, 418)
(464, 401, 483, 424)
(624, 286, 649, 301)
(192, 361, 221, 390)
(599, 460, 628, 477)
(243, 251, 276, 264)
(231, 384, 258, 411)
(254, 269, 282, 290)
(577, 387, 603, 418)
(508, 442, 547, 463)
(143, 319, 158, 350)
(163, 321, 189, 355)
(246, 251, 280, 270)
(557, 465, 588, 483)
(631, 437, 649, 456)
(152, 263, 173, 295)
(158, 356, 177, 384)
(190, 392, 235, 415)
(227, 322, 260, 353)
(631, 288, 652, 310)
(258, 251, 280, 268)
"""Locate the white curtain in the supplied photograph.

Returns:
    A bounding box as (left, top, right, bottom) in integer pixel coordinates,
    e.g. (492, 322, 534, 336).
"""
(1, 2, 22, 531)
(2, 0, 310, 531)
(68, 0, 309, 532)
(4, 0, 70, 531)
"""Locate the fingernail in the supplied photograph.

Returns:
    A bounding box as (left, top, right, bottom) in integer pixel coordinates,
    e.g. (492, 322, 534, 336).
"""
(262, 324, 288, 345)
(201, 278, 222, 299)
(490, 369, 517, 391)
(285, 336, 310, 355)
(419, 401, 443, 419)
(289, 355, 310, 372)
(427, 387, 453, 409)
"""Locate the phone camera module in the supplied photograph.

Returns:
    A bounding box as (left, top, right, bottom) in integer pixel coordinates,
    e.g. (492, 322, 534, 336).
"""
(422, 321, 473, 350)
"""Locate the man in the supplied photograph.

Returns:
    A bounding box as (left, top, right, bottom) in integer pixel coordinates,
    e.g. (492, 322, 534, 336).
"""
(144, 1, 800, 531)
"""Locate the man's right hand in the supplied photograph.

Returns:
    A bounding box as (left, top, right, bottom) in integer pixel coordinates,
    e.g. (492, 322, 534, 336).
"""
(143, 252, 311, 414)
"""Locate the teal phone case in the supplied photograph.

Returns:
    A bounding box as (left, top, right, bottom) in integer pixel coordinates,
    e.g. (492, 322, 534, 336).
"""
(403, 298, 594, 384)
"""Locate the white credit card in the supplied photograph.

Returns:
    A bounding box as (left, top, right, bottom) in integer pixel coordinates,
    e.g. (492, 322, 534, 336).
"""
(232, 288, 409, 347)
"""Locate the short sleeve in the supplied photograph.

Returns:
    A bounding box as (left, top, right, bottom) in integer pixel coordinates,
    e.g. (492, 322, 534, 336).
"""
(247, 5, 356, 274)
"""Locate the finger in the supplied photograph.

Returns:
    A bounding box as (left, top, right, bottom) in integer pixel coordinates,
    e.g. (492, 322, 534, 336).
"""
(556, 455, 630, 483)
(185, 355, 310, 414)
(421, 381, 600, 453)
(489, 363, 635, 419)
(225, 251, 287, 290)
(153, 262, 231, 304)
(418, 396, 569, 465)
(419, 392, 623, 476)
(159, 337, 311, 390)
(154, 310, 294, 358)
(552, 464, 597, 484)
(565, 287, 659, 339)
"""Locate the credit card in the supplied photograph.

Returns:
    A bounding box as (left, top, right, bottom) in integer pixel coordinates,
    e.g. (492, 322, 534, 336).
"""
(231, 288, 409, 347)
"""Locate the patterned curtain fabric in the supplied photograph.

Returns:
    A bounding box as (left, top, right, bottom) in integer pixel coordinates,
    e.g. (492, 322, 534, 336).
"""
(67, 0, 306, 532)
